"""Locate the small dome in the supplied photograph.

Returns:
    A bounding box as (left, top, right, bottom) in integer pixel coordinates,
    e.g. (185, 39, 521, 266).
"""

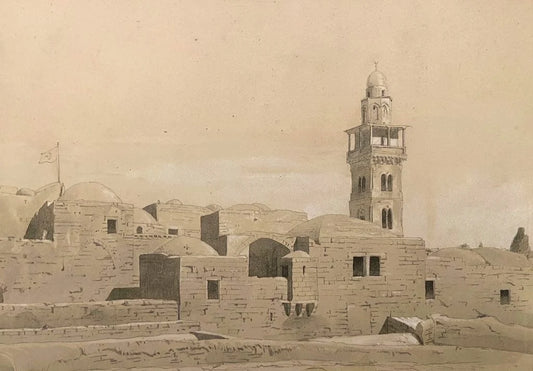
(133, 208, 158, 225)
(367, 70, 387, 88)
(16, 188, 36, 196)
(166, 199, 183, 205)
(206, 204, 223, 212)
(154, 236, 219, 257)
(288, 214, 398, 243)
(60, 182, 122, 203)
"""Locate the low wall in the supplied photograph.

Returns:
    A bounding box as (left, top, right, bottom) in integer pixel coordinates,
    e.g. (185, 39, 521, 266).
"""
(1, 335, 532, 370)
(431, 314, 533, 354)
(0, 320, 199, 344)
(0, 300, 178, 329)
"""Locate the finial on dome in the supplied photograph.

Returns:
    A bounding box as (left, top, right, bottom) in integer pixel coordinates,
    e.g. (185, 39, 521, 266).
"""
(374, 61, 379, 71)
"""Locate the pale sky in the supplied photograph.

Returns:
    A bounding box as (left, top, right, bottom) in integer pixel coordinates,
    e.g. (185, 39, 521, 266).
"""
(0, 1, 532, 249)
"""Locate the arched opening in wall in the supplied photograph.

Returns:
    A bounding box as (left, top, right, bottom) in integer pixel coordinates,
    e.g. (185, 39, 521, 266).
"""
(248, 238, 291, 278)
(387, 175, 393, 191)
(381, 209, 387, 229)
(381, 174, 387, 191)
(361, 177, 366, 192)
(136, 226, 143, 234)
(362, 107, 367, 123)
(382, 90, 385, 97)
(358, 177, 362, 193)
(387, 209, 393, 230)
(373, 105, 379, 120)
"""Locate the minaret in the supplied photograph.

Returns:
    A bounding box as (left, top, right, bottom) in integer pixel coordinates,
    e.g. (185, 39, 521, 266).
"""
(345, 64, 407, 235)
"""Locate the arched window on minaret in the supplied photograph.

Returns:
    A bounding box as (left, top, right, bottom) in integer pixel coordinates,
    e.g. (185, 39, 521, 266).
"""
(387, 209, 393, 230)
(382, 105, 389, 120)
(361, 177, 366, 192)
(387, 175, 393, 191)
(381, 209, 387, 228)
(373, 105, 379, 121)
(362, 106, 367, 123)
(358, 177, 362, 193)
(381, 174, 387, 191)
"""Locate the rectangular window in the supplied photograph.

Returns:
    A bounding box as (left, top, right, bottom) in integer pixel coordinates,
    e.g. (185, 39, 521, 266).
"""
(500, 289, 510, 305)
(107, 219, 117, 234)
(281, 265, 289, 278)
(369, 256, 380, 276)
(425, 280, 435, 299)
(207, 280, 219, 300)
(168, 228, 178, 235)
(353, 257, 365, 277)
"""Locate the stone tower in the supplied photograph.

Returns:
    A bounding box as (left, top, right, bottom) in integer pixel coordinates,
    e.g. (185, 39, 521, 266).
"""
(345, 65, 407, 235)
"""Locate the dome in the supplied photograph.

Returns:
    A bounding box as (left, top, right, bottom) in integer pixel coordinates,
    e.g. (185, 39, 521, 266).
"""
(429, 246, 532, 268)
(166, 199, 183, 205)
(133, 208, 158, 225)
(60, 182, 122, 203)
(16, 188, 36, 196)
(367, 70, 387, 88)
(206, 204, 223, 212)
(288, 214, 398, 243)
(153, 236, 219, 257)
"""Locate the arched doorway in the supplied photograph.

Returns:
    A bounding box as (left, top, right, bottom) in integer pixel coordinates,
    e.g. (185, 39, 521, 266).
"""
(248, 238, 291, 277)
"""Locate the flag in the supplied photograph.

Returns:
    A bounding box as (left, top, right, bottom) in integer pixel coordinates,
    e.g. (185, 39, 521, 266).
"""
(39, 145, 58, 164)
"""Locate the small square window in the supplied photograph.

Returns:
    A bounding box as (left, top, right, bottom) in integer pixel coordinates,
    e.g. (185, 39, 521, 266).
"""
(500, 289, 510, 305)
(425, 280, 435, 299)
(168, 228, 178, 235)
(353, 257, 365, 277)
(107, 219, 117, 234)
(207, 280, 219, 300)
(369, 256, 380, 276)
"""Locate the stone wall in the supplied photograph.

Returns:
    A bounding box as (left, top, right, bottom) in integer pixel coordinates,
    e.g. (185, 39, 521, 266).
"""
(303, 236, 426, 337)
(144, 202, 212, 238)
(140, 255, 287, 338)
(0, 320, 198, 344)
(201, 208, 307, 240)
(0, 300, 178, 329)
(426, 253, 533, 327)
(178, 256, 287, 337)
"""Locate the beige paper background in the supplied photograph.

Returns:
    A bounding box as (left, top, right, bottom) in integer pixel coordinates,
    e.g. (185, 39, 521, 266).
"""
(0, 0, 531, 250)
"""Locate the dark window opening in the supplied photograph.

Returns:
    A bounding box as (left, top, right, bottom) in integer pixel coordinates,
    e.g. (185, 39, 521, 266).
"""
(281, 265, 289, 278)
(425, 280, 435, 299)
(369, 256, 380, 276)
(107, 219, 117, 234)
(367, 91, 370, 98)
(387, 175, 393, 192)
(136, 226, 143, 234)
(358, 177, 362, 193)
(361, 177, 366, 192)
(303, 266, 306, 275)
(207, 280, 219, 300)
(382, 90, 385, 97)
(500, 289, 510, 305)
(381, 174, 387, 191)
(168, 228, 178, 235)
(387, 209, 393, 230)
(382, 209, 387, 229)
(353, 257, 365, 277)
